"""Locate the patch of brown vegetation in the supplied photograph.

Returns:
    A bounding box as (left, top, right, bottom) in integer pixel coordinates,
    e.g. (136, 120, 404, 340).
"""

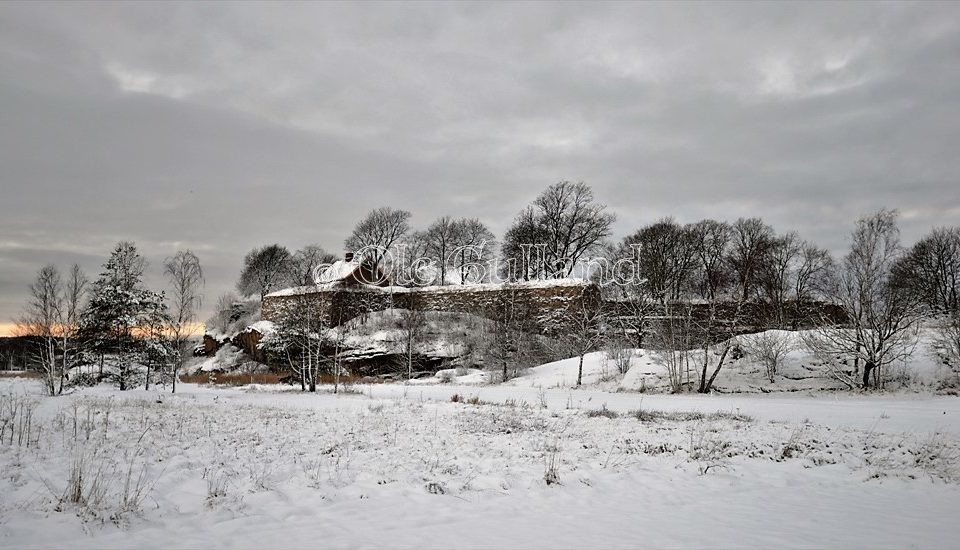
(178, 372, 381, 386)
(0, 370, 40, 379)
(178, 372, 284, 386)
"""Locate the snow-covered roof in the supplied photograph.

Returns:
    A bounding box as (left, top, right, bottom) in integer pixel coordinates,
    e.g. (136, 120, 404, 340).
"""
(316, 260, 362, 284)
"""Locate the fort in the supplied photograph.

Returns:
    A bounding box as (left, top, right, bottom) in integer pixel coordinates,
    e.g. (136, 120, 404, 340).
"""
(260, 256, 845, 343)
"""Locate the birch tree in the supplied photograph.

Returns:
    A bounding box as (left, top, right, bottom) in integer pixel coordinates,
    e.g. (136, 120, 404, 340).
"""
(55, 264, 88, 392)
(16, 265, 62, 395)
(261, 293, 330, 392)
(164, 250, 204, 393)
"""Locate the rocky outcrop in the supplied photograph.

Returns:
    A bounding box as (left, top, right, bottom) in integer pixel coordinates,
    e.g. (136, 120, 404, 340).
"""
(200, 321, 276, 362)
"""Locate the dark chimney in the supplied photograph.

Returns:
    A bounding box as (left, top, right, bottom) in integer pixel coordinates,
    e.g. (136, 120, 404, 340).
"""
(344, 251, 354, 262)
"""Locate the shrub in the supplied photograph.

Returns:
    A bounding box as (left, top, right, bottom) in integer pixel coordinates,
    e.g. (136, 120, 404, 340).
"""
(586, 406, 619, 419)
(688, 425, 733, 474)
(450, 393, 485, 405)
(69, 372, 100, 388)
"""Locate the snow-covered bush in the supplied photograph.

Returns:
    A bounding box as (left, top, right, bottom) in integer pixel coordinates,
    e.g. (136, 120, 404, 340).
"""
(68, 372, 100, 388)
(741, 331, 796, 382)
(604, 338, 635, 375)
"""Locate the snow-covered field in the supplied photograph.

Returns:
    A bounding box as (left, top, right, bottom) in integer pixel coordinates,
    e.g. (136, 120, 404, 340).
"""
(1, 378, 959, 549)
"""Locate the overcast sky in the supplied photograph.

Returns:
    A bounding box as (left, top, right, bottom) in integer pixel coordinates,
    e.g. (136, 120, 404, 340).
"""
(1, 1, 959, 333)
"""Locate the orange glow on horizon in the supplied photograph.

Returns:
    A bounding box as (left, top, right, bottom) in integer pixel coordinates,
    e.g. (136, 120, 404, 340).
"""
(0, 322, 205, 338)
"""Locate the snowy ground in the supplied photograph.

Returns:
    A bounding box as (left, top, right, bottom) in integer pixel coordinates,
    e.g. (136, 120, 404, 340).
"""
(1, 378, 959, 548)
(445, 328, 956, 394)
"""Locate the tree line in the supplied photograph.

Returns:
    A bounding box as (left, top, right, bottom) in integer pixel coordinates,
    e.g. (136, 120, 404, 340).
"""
(16, 180, 960, 394)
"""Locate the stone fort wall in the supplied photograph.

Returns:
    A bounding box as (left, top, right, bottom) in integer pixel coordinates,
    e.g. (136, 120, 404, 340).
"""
(262, 280, 846, 342)
(262, 281, 603, 336)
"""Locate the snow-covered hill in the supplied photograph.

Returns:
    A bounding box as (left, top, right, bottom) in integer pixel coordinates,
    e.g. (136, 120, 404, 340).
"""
(505, 329, 956, 393)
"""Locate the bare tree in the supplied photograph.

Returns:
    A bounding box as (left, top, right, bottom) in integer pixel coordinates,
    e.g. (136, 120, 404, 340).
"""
(795, 242, 833, 302)
(728, 218, 775, 301)
(603, 280, 655, 350)
(895, 227, 960, 315)
(741, 331, 795, 382)
(486, 287, 534, 381)
(345, 207, 411, 269)
(564, 294, 607, 387)
(16, 265, 63, 395)
(533, 181, 616, 278)
(502, 182, 614, 280)
(421, 216, 458, 285)
(759, 231, 802, 326)
(651, 293, 743, 393)
(804, 210, 924, 389)
(689, 219, 732, 300)
(393, 230, 432, 286)
(694, 301, 741, 394)
(17, 265, 88, 395)
(604, 336, 635, 376)
(501, 206, 550, 281)
(37, 264, 88, 394)
(618, 218, 697, 302)
(290, 245, 338, 286)
(237, 244, 293, 301)
(164, 250, 204, 394)
(450, 218, 496, 284)
(653, 302, 696, 393)
(396, 299, 427, 380)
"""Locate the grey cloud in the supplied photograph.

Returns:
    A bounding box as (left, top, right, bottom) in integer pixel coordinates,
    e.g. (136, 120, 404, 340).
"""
(1, 1, 958, 326)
